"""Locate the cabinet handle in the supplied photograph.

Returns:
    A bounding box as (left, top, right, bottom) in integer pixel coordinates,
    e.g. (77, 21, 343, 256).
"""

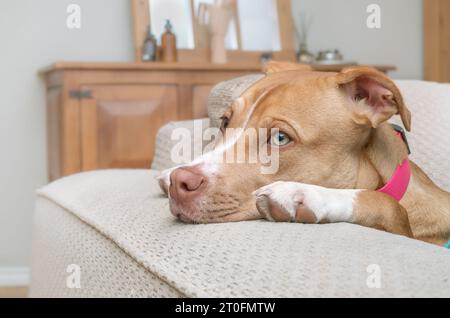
(69, 90, 92, 99)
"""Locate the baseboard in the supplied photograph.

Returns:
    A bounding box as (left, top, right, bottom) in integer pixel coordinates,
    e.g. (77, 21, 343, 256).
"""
(0, 267, 30, 286)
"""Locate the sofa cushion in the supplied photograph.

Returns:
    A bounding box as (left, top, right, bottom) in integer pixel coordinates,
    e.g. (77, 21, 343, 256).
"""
(33, 169, 450, 297)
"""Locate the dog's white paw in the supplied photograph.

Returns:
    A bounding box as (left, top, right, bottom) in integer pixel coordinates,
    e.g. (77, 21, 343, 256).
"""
(254, 182, 318, 223)
(254, 181, 358, 223)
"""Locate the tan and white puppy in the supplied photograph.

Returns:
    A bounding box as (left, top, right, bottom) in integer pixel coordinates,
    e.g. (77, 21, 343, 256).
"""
(159, 62, 450, 246)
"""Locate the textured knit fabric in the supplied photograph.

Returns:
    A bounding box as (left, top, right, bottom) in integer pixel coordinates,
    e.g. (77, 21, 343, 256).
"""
(30, 196, 183, 298)
(32, 169, 450, 298)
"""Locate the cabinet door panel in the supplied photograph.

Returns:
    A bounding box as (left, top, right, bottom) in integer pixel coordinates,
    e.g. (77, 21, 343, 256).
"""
(81, 85, 178, 170)
(47, 87, 63, 180)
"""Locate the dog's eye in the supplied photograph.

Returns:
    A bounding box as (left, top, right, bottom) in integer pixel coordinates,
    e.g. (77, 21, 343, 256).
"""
(220, 116, 230, 132)
(270, 131, 291, 147)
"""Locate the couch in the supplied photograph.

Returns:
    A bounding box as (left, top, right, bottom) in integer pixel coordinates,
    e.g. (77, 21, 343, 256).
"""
(30, 74, 450, 297)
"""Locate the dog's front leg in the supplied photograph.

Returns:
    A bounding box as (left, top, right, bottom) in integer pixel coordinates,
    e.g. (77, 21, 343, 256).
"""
(254, 182, 413, 238)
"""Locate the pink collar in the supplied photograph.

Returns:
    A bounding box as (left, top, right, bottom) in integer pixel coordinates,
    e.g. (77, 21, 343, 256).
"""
(376, 129, 411, 201)
(377, 159, 411, 201)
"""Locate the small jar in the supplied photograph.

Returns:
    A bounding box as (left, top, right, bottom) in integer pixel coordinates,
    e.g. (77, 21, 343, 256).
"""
(142, 25, 157, 62)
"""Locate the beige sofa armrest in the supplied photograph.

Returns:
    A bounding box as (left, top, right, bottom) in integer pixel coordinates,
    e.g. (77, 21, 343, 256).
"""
(151, 118, 211, 171)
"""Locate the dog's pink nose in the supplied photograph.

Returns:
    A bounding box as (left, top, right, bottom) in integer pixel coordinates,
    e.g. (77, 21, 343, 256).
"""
(169, 166, 206, 203)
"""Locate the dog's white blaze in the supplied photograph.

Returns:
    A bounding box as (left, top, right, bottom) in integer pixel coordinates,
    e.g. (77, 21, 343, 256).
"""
(235, 97, 245, 111)
(255, 181, 360, 223)
(199, 131, 242, 175)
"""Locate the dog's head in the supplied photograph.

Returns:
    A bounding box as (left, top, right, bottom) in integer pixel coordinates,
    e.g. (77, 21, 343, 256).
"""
(160, 61, 411, 223)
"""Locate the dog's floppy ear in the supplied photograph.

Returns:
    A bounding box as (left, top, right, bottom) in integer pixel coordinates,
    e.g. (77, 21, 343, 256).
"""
(263, 61, 313, 74)
(336, 66, 412, 131)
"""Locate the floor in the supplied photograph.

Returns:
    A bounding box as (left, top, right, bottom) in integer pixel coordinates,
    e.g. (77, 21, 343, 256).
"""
(0, 287, 28, 298)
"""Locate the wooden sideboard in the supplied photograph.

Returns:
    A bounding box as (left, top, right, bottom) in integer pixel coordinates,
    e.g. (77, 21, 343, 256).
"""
(41, 62, 395, 181)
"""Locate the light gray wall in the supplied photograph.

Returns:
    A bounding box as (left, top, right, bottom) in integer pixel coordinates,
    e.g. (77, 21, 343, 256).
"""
(292, 0, 423, 79)
(0, 0, 134, 267)
(0, 0, 422, 269)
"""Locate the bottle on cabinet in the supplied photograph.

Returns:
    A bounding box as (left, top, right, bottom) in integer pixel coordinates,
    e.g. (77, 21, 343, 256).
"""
(160, 19, 178, 62)
(142, 25, 157, 62)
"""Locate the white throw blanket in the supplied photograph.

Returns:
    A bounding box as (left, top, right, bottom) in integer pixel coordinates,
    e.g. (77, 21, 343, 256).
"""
(35, 169, 450, 297)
